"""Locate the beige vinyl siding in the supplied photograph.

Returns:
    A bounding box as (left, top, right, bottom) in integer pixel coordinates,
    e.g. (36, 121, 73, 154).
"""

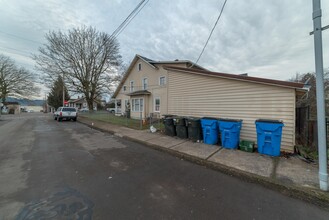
(114, 57, 189, 119)
(168, 70, 296, 152)
(115, 93, 127, 113)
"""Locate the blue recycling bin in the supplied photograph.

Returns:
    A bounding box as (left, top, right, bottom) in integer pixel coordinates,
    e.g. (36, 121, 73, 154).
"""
(218, 119, 243, 149)
(255, 119, 284, 156)
(201, 117, 219, 145)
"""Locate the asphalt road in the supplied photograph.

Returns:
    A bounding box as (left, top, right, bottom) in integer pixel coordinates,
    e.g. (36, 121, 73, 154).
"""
(0, 113, 328, 219)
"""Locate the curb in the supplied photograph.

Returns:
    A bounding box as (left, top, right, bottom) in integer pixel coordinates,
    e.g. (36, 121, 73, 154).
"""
(78, 118, 329, 210)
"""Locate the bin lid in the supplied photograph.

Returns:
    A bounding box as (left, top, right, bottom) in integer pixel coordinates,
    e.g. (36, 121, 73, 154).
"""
(163, 114, 176, 118)
(164, 117, 174, 120)
(219, 118, 243, 122)
(201, 117, 218, 120)
(173, 116, 187, 119)
(186, 117, 201, 121)
(255, 119, 283, 124)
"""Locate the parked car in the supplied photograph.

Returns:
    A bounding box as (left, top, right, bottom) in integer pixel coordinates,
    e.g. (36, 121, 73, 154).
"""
(53, 107, 78, 122)
(106, 107, 121, 114)
(79, 108, 89, 112)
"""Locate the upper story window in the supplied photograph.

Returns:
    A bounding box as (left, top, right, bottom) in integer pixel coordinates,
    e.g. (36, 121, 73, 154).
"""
(130, 81, 134, 92)
(142, 78, 148, 90)
(159, 76, 166, 86)
(123, 85, 127, 92)
(138, 63, 142, 71)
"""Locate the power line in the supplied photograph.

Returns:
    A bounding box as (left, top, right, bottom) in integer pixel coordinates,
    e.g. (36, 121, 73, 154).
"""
(111, 0, 149, 38)
(0, 1, 150, 70)
(0, 30, 43, 45)
(116, 0, 150, 37)
(0, 45, 32, 56)
(111, 0, 145, 37)
(0, 1, 150, 49)
(0, 47, 35, 69)
(192, 0, 228, 67)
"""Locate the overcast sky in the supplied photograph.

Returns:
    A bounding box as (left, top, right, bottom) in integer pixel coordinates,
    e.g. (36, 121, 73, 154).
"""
(0, 0, 329, 97)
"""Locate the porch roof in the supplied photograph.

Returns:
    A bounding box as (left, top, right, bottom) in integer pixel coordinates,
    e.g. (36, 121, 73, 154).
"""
(126, 90, 151, 96)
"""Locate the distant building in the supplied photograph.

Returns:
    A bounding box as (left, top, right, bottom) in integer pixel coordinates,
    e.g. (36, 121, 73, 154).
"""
(67, 97, 98, 110)
(3, 102, 20, 114)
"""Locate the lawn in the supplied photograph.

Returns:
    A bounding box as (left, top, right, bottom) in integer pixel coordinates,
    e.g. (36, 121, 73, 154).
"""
(79, 111, 164, 131)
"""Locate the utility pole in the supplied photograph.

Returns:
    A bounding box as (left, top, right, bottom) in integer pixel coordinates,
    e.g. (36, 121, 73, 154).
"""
(62, 73, 65, 107)
(312, 0, 328, 191)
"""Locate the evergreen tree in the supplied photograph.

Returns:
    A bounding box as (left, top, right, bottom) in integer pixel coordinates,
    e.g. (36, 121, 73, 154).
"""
(47, 76, 70, 109)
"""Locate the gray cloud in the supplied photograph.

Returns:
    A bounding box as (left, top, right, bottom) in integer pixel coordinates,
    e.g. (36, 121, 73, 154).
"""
(0, 0, 328, 93)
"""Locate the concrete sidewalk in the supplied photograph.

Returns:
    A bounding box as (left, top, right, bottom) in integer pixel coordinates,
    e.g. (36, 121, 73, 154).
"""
(78, 116, 329, 208)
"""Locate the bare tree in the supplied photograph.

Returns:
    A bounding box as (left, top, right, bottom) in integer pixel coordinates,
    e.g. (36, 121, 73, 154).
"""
(33, 26, 122, 110)
(0, 54, 39, 103)
(291, 69, 329, 119)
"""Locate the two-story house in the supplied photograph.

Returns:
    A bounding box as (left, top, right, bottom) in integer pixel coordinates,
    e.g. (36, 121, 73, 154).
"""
(113, 54, 307, 152)
(112, 54, 205, 119)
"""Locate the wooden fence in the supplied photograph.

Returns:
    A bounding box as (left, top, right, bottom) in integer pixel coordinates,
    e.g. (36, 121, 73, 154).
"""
(296, 106, 329, 149)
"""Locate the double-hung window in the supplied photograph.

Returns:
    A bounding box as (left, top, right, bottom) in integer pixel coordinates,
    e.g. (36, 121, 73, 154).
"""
(154, 97, 160, 112)
(159, 76, 166, 86)
(130, 81, 134, 92)
(132, 98, 144, 112)
(142, 78, 148, 90)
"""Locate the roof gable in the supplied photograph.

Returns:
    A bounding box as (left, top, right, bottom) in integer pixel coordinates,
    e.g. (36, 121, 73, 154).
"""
(112, 54, 206, 98)
(112, 55, 155, 98)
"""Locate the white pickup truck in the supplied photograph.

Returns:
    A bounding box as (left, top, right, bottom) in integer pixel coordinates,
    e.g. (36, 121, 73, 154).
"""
(53, 107, 78, 122)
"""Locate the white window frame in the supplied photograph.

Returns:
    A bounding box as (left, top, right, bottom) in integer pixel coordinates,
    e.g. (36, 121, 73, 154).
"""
(138, 63, 142, 71)
(123, 85, 127, 92)
(130, 81, 134, 92)
(132, 98, 144, 112)
(131, 99, 135, 111)
(154, 97, 160, 112)
(159, 76, 166, 86)
(142, 78, 148, 90)
(124, 99, 129, 110)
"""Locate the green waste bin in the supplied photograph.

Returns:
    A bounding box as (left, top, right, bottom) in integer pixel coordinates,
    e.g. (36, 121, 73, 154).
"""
(239, 140, 254, 153)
